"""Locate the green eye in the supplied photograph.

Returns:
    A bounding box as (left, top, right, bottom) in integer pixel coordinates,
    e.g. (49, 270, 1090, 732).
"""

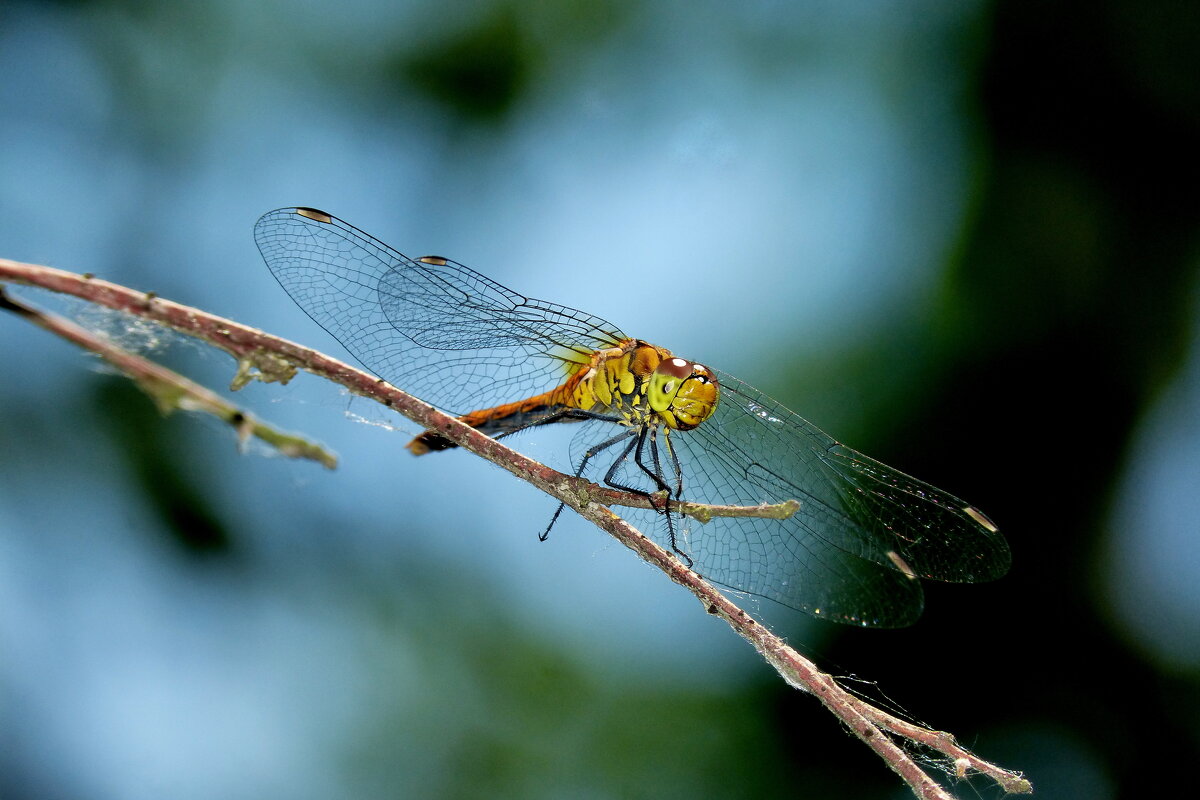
(647, 372, 680, 412)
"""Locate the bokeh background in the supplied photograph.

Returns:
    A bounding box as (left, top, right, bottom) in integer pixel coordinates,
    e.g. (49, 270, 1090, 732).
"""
(2, 1, 1197, 798)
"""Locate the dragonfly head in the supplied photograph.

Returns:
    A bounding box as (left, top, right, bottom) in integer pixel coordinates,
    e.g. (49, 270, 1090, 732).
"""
(647, 357, 720, 430)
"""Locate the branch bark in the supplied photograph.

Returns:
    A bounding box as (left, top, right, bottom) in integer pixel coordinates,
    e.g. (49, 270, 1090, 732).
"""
(0, 257, 1031, 799)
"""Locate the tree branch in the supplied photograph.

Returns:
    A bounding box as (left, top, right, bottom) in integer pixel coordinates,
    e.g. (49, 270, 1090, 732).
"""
(0, 257, 1030, 799)
(0, 286, 335, 468)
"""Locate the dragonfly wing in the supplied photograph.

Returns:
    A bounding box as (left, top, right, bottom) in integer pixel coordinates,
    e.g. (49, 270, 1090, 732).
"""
(254, 208, 629, 414)
(663, 372, 1010, 626)
(562, 418, 922, 627)
(667, 429, 923, 626)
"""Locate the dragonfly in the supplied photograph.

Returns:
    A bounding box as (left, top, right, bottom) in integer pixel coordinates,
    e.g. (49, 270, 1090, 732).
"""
(255, 207, 1010, 627)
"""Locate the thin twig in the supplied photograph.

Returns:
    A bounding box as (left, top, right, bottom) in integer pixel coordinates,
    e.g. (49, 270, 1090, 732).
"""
(0, 287, 337, 468)
(0, 258, 1030, 799)
(860, 706, 1033, 794)
(583, 485, 801, 523)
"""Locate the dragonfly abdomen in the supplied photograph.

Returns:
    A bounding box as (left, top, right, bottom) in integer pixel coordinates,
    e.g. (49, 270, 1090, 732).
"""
(404, 363, 618, 455)
(405, 387, 579, 455)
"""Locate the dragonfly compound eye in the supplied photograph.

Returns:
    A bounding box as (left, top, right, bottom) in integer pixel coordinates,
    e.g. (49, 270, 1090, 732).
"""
(669, 364, 720, 430)
(647, 358, 693, 412)
(648, 360, 720, 429)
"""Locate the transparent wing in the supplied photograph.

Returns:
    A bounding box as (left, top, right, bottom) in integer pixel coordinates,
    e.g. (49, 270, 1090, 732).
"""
(254, 208, 629, 414)
(667, 372, 1010, 626)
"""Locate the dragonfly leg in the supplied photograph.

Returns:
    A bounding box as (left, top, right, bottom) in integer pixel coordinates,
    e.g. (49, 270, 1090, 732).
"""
(600, 429, 698, 567)
(539, 428, 636, 541)
(642, 428, 693, 567)
(632, 426, 674, 496)
(604, 427, 661, 497)
(662, 429, 684, 499)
